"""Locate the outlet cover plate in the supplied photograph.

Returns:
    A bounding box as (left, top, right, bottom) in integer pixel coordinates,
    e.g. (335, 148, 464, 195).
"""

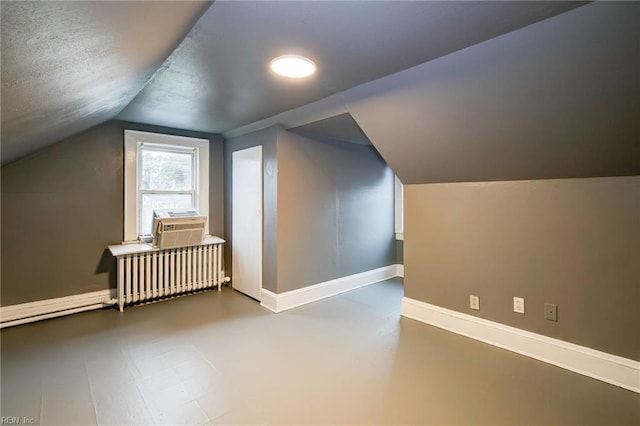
(470, 295, 480, 310)
(545, 303, 558, 321)
(513, 297, 525, 314)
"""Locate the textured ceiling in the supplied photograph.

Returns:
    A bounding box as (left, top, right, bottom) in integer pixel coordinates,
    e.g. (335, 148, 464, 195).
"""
(1, 0, 211, 164)
(1, 1, 587, 164)
(117, 1, 584, 135)
(345, 2, 640, 183)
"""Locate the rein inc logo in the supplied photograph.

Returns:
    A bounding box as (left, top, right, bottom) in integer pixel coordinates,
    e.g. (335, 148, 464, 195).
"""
(1, 418, 35, 425)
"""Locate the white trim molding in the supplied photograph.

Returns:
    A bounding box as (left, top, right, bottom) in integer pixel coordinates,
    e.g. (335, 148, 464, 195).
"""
(394, 175, 404, 236)
(124, 130, 209, 243)
(261, 264, 401, 313)
(1, 290, 116, 328)
(401, 297, 640, 393)
(396, 264, 404, 278)
(259, 289, 279, 313)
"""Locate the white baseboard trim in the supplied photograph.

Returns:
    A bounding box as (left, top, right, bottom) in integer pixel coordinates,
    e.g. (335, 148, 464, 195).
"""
(401, 297, 640, 393)
(259, 289, 279, 313)
(1, 289, 116, 328)
(260, 264, 401, 313)
(397, 264, 404, 278)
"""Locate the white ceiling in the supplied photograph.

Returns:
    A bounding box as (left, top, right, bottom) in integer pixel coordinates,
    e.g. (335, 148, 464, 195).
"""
(1, 1, 586, 164)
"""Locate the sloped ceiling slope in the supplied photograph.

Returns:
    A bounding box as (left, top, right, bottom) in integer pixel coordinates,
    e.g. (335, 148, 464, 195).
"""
(345, 2, 640, 183)
(1, 1, 211, 165)
(289, 113, 371, 146)
(118, 1, 583, 135)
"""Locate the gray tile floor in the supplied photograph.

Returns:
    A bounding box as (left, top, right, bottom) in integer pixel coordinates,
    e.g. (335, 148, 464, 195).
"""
(1, 279, 639, 425)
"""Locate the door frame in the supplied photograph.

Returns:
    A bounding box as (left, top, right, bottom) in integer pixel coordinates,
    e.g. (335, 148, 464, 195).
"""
(231, 145, 263, 300)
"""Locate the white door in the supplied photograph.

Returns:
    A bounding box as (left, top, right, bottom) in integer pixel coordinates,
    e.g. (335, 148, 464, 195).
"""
(232, 146, 263, 300)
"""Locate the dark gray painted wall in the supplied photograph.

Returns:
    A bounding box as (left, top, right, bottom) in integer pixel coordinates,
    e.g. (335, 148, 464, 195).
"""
(332, 0, 639, 361)
(347, 2, 639, 184)
(404, 177, 640, 361)
(2, 122, 123, 305)
(276, 130, 395, 293)
(224, 126, 396, 295)
(224, 126, 279, 292)
(1, 120, 224, 306)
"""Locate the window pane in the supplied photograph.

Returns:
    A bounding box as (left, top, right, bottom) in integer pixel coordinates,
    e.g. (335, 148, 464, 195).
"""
(140, 193, 193, 236)
(141, 149, 194, 191)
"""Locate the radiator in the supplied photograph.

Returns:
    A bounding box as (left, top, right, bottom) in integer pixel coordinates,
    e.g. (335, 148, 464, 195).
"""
(109, 236, 225, 311)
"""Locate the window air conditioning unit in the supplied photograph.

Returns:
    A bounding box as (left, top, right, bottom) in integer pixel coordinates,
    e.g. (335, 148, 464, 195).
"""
(151, 209, 206, 249)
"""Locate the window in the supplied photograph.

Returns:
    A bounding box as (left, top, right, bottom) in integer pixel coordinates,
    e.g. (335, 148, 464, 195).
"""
(124, 130, 209, 242)
(395, 175, 404, 240)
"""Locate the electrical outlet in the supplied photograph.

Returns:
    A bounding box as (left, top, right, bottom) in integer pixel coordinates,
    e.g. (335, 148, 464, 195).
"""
(545, 303, 558, 321)
(469, 295, 480, 310)
(513, 297, 525, 314)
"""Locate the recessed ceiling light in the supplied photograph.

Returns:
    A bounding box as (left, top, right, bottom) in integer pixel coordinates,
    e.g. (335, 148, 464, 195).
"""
(270, 55, 316, 78)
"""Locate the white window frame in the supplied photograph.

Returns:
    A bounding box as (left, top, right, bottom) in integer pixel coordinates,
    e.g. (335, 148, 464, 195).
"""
(395, 175, 404, 240)
(124, 130, 209, 243)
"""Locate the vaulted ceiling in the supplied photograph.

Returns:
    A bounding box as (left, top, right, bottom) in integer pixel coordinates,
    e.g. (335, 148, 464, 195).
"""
(1, 1, 586, 165)
(1, 1, 211, 164)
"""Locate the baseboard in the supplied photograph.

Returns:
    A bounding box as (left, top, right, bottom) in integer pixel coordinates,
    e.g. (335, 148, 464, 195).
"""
(260, 264, 401, 313)
(1, 289, 116, 328)
(259, 289, 279, 313)
(401, 297, 640, 393)
(397, 264, 404, 277)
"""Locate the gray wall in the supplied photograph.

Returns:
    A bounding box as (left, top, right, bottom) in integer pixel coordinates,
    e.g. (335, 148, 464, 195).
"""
(405, 177, 640, 361)
(224, 126, 396, 294)
(2, 122, 123, 305)
(276, 131, 395, 293)
(224, 126, 280, 292)
(336, 1, 639, 361)
(396, 240, 403, 265)
(1, 120, 224, 306)
(347, 2, 639, 184)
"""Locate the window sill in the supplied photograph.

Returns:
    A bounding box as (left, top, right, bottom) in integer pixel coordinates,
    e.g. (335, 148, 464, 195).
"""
(109, 235, 225, 257)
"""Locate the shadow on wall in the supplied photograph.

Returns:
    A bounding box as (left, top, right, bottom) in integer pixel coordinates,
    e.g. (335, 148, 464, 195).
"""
(95, 249, 117, 290)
